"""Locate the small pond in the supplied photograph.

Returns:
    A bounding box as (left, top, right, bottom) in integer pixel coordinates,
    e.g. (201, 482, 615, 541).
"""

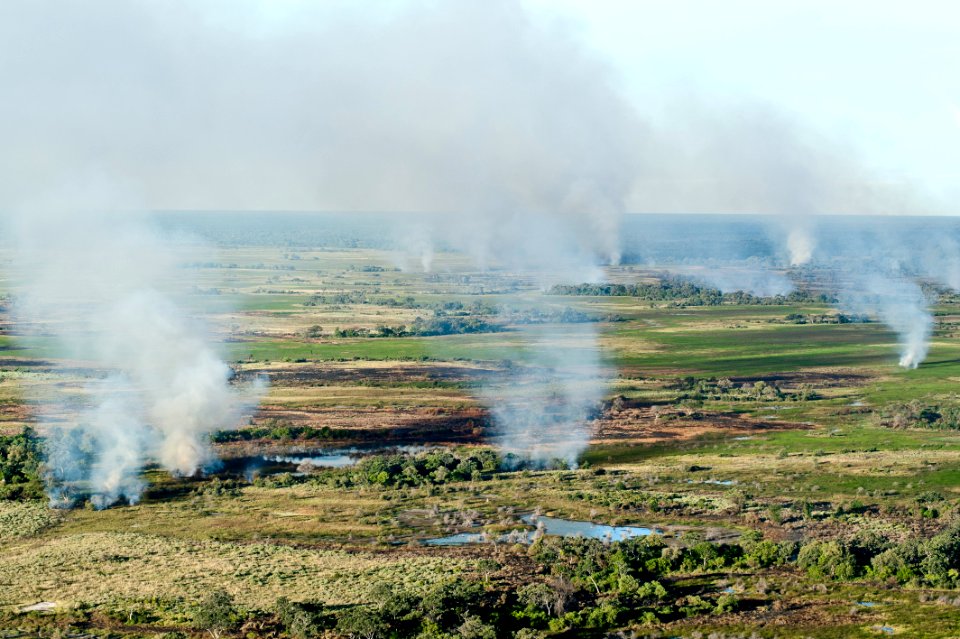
(266, 444, 430, 468)
(424, 514, 662, 546)
(221, 444, 433, 478)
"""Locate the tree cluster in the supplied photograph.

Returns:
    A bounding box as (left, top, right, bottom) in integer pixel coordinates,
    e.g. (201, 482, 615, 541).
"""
(0, 427, 44, 500)
(550, 278, 834, 306)
(799, 523, 960, 587)
(327, 448, 501, 488)
(666, 377, 820, 402)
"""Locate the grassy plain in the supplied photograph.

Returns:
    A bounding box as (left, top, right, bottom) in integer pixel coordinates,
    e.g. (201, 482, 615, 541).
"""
(1, 247, 960, 637)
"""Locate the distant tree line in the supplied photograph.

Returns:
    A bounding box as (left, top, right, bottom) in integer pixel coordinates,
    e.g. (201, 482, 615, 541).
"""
(781, 313, 872, 324)
(313, 448, 501, 488)
(210, 422, 343, 444)
(256, 449, 572, 491)
(659, 377, 820, 402)
(327, 307, 617, 340)
(334, 316, 503, 339)
(304, 291, 412, 307)
(549, 278, 835, 306)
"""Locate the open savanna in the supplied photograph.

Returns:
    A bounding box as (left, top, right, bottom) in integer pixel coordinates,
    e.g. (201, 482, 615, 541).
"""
(2, 247, 960, 637)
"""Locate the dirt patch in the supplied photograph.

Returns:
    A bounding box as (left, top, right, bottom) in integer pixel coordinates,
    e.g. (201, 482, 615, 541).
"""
(0, 402, 33, 435)
(238, 400, 808, 450)
(730, 370, 870, 388)
(592, 406, 810, 445)
(246, 361, 503, 386)
(217, 405, 490, 452)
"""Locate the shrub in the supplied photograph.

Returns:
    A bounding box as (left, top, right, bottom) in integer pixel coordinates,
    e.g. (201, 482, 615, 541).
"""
(337, 606, 386, 639)
(419, 580, 486, 630)
(193, 589, 239, 639)
(275, 597, 322, 639)
(457, 615, 497, 639)
(797, 541, 858, 580)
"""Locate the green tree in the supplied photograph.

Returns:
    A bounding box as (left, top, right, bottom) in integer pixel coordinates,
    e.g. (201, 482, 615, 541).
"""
(337, 606, 386, 639)
(194, 589, 238, 639)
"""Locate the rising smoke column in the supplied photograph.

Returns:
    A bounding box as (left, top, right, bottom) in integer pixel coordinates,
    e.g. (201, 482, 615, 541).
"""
(1, 0, 946, 462)
(0, 0, 638, 471)
(786, 224, 816, 266)
(357, 6, 640, 465)
(489, 323, 609, 467)
(9, 186, 258, 507)
(441, 214, 618, 466)
(838, 272, 932, 370)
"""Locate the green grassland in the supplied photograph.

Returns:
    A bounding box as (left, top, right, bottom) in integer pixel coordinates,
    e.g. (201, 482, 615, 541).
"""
(2, 248, 960, 637)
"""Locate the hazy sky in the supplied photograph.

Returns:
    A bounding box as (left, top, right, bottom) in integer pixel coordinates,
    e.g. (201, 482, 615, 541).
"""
(0, 0, 956, 214)
(529, 0, 960, 203)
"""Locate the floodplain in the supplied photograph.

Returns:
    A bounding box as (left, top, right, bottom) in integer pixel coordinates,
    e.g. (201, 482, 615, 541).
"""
(2, 219, 960, 638)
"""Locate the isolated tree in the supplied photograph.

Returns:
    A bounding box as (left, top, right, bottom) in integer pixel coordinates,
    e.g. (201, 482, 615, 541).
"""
(275, 597, 320, 639)
(194, 589, 238, 639)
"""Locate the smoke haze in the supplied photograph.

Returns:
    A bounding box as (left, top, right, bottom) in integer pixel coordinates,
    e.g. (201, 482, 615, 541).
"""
(0, 1, 953, 476)
(7, 182, 261, 507)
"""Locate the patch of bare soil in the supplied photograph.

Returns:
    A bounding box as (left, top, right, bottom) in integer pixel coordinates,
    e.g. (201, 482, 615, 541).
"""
(730, 369, 870, 388)
(236, 400, 809, 452)
(245, 362, 503, 386)
(0, 402, 32, 434)
(592, 406, 811, 445)
(217, 405, 490, 453)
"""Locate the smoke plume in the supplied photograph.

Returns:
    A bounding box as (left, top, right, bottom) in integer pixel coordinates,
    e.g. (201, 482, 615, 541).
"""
(0, 0, 642, 471)
(489, 324, 609, 467)
(8, 183, 260, 507)
(0, 0, 948, 466)
(839, 273, 932, 370)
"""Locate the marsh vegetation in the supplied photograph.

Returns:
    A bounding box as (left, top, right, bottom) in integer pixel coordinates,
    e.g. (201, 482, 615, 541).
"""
(2, 241, 960, 637)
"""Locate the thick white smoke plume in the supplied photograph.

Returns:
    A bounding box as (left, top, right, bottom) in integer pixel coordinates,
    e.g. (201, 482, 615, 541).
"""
(490, 325, 609, 467)
(0, 0, 637, 468)
(9, 185, 259, 507)
(786, 226, 815, 267)
(839, 273, 932, 370)
(0, 0, 948, 466)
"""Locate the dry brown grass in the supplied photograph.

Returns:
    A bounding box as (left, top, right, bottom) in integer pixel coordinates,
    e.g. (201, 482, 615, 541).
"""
(0, 531, 467, 608)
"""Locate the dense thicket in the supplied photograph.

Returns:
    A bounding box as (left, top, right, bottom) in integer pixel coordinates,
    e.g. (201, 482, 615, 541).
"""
(0, 427, 44, 500)
(312, 448, 501, 488)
